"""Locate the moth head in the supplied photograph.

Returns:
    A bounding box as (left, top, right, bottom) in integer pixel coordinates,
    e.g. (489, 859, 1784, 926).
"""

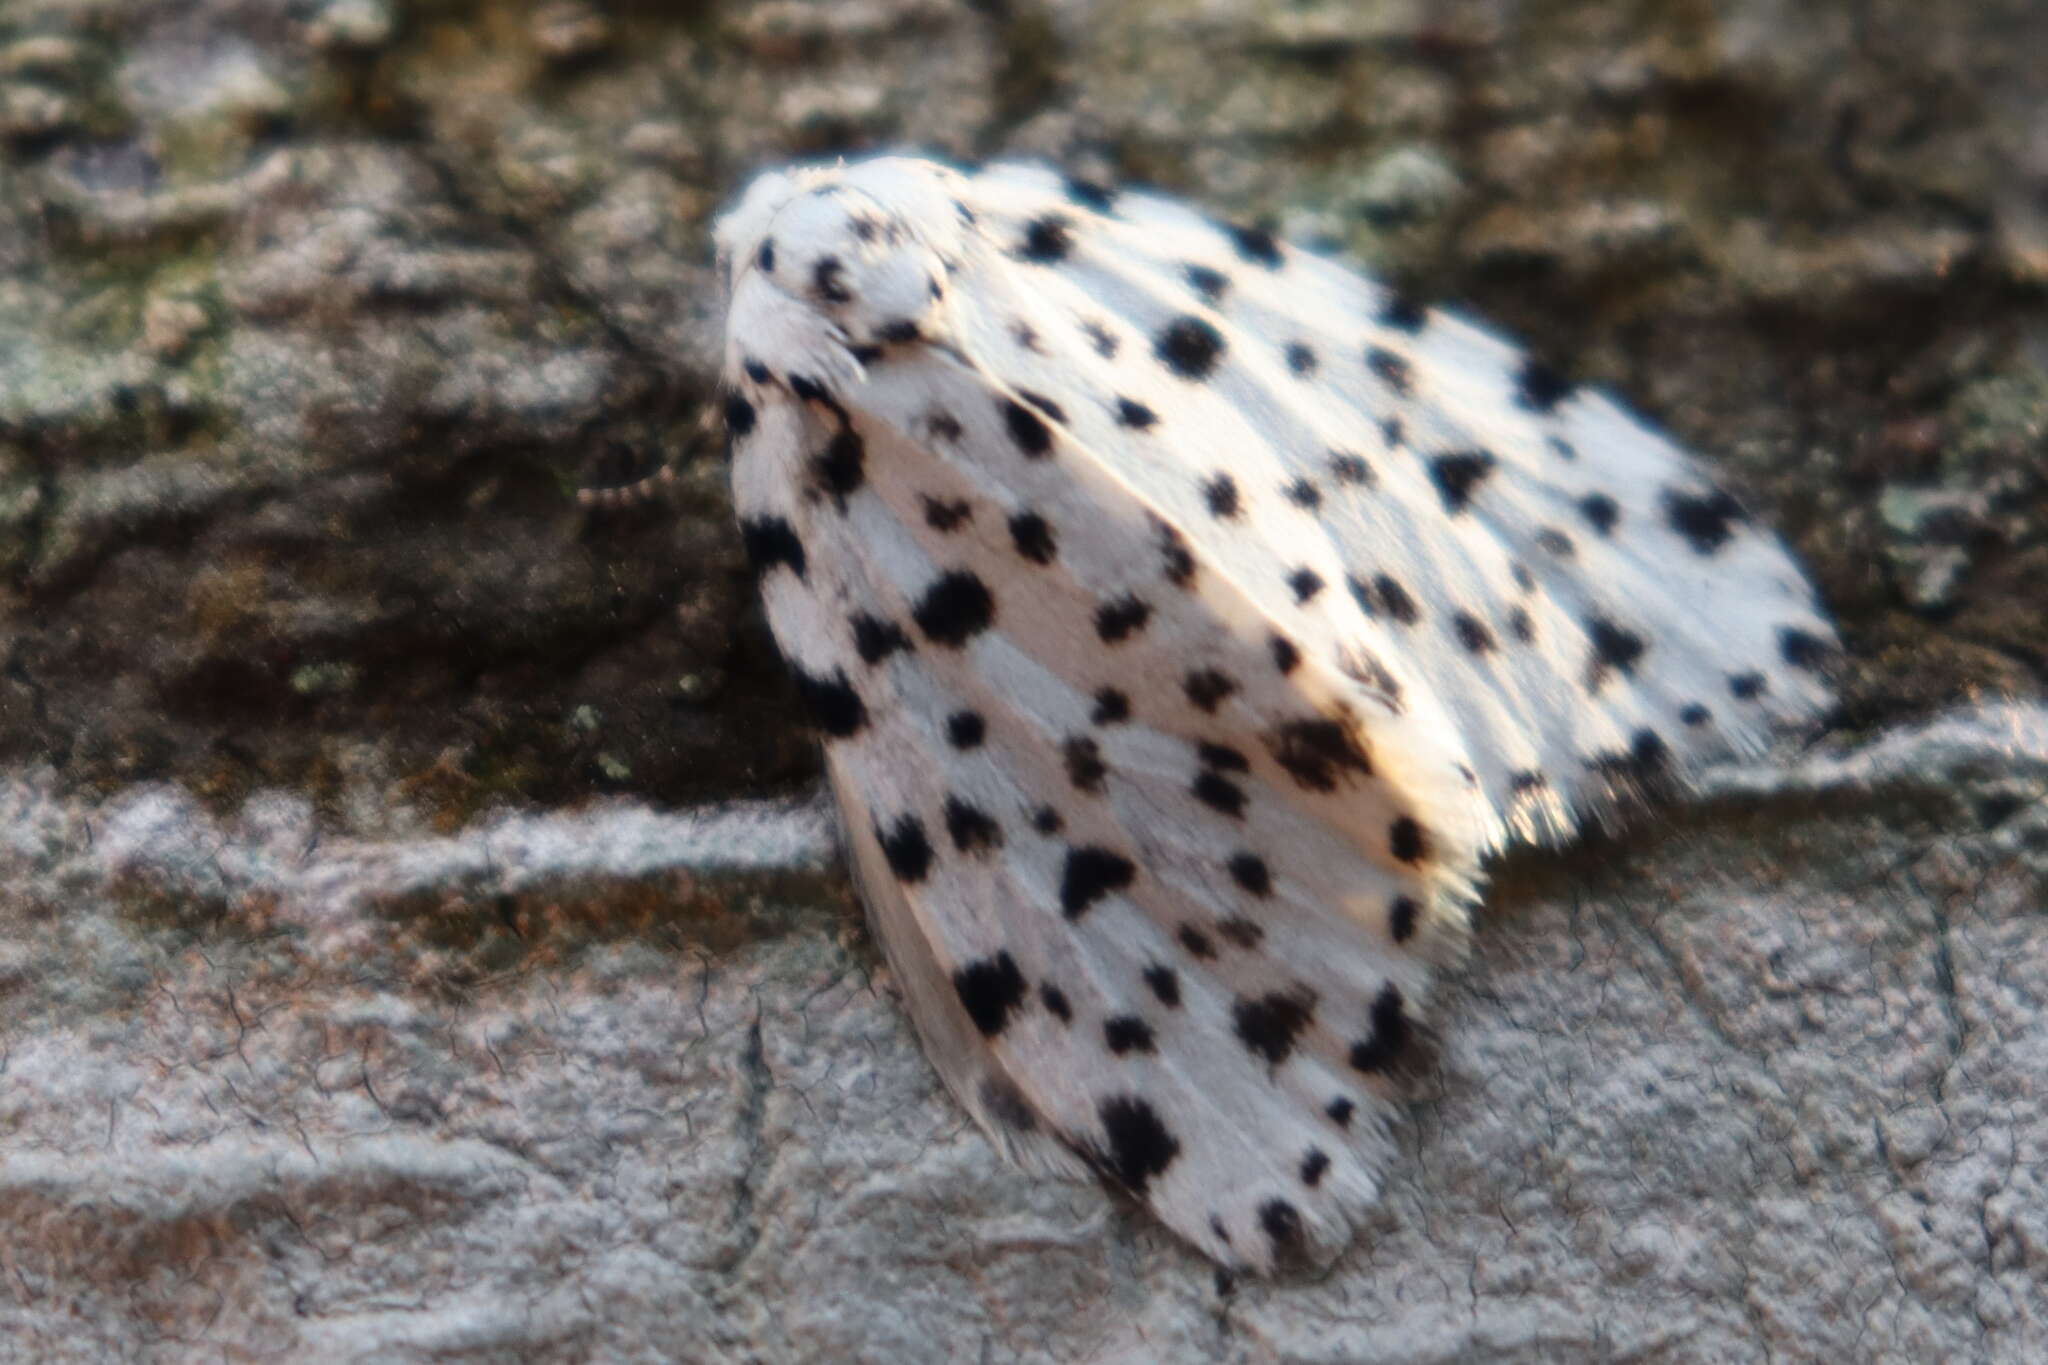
(711, 165, 801, 297)
(714, 157, 966, 351)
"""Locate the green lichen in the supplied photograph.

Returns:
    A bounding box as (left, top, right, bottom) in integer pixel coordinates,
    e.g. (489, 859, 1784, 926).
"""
(1944, 367, 2048, 484)
(290, 661, 362, 697)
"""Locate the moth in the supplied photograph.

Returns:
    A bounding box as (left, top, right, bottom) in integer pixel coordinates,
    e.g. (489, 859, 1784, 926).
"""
(710, 154, 1834, 1272)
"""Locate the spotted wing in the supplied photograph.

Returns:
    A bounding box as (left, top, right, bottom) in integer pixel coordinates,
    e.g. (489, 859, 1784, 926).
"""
(719, 159, 1491, 1269)
(711, 151, 1835, 1271)
(965, 161, 1836, 845)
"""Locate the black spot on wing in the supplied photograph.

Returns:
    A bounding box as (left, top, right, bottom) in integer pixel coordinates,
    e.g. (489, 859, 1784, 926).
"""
(1095, 1095, 1179, 1196)
(913, 571, 996, 646)
(1514, 357, 1576, 413)
(1267, 718, 1372, 792)
(1348, 983, 1410, 1073)
(1336, 645, 1406, 713)
(1184, 669, 1238, 713)
(1388, 816, 1427, 863)
(1156, 522, 1196, 587)
(1202, 473, 1242, 519)
(1429, 451, 1497, 514)
(1155, 315, 1226, 380)
(1587, 731, 1673, 788)
(921, 495, 972, 531)
(1143, 964, 1182, 1008)
(1104, 1015, 1156, 1055)
(999, 396, 1054, 457)
(953, 952, 1028, 1037)
(981, 1077, 1036, 1133)
(1061, 846, 1136, 919)
(1260, 1199, 1305, 1259)
(1369, 574, 1420, 624)
(1192, 771, 1247, 819)
(1217, 918, 1264, 950)
(1041, 984, 1073, 1022)
(812, 255, 851, 303)
(850, 613, 912, 664)
(1184, 263, 1230, 302)
(1227, 222, 1282, 268)
(740, 516, 805, 580)
(1115, 396, 1158, 429)
(1226, 852, 1271, 896)
(877, 814, 933, 884)
(943, 796, 1003, 855)
(946, 710, 986, 749)
(1066, 177, 1118, 213)
(1018, 389, 1066, 423)
(1388, 896, 1419, 944)
(1631, 727, 1669, 769)
(1019, 213, 1074, 262)
(1285, 342, 1317, 376)
(1300, 1149, 1330, 1188)
(1377, 294, 1427, 333)
(1578, 492, 1620, 536)
(1092, 687, 1131, 725)
(1063, 735, 1108, 793)
(1779, 627, 1834, 672)
(1198, 742, 1249, 773)
(1234, 989, 1316, 1067)
(724, 392, 757, 439)
(791, 666, 867, 738)
(1452, 612, 1496, 655)
(1585, 615, 1647, 689)
(1328, 452, 1374, 487)
(1009, 511, 1058, 564)
(1366, 346, 1414, 397)
(1729, 671, 1768, 701)
(1095, 594, 1152, 643)
(1664, 488, 1748, 555)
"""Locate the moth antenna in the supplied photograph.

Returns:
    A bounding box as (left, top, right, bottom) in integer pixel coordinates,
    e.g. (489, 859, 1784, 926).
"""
(575, 402, 721, 509)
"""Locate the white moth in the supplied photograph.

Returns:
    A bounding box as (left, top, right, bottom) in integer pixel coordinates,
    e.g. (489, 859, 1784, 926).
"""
(711, 154, 1835, 1272)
